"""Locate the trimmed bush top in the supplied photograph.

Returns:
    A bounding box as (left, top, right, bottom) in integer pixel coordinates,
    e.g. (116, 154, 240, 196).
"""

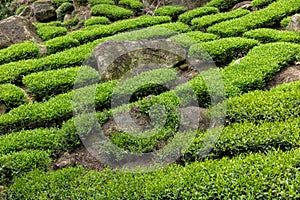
(91, 4, 134, 20)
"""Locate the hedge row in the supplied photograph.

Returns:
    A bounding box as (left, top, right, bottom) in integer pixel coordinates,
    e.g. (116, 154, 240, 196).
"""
(22, 66, 99, 101)
(189, 37, 259, 67)
(0, 41, 96, 85)
(43, 35, 80, 54)
(0, 120, 80, 157)
(58, 15, 171, 46)
(178, 7, 219, 24)
(0, 41, 40, 65)
(204, 0, 245, 11)
(0, 84, 27, 112)
(207, 0, 300, 37)
(119, 0, 143, 11)
(191, 8, 250, 30)
(84, 16, 110, 26)
(222, 80, 300, 124)
(0, 150, 51, 185)
(251, 0, 277, 8)
(88, 0, 114, 6)
(185, 117, 300, 162)
(242, 28, 300, 43)
(169, 31, 219, 48)
(7, 149, 300, 199)
(91, 4, 134, 20)
(280, 16, 292, 27)
(222, 42, 300, 97)
(154, 5, 187, 21)
(36, 25, 68, 41)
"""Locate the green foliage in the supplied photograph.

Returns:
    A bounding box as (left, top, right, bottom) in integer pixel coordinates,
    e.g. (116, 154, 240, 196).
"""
(178, 7, 219, 24)
(0, 84, 27, 112)
(0, 93, 73, 134)
(189, 37, 259, 67)
(43, 36, 79, 54)
(207, 0, 300, 37)
(280, 16, 292, 27)
(7, 149, 300, 199)
(191, 9, 250, 30)
(0, 41, 40, 65)
(169, 31, 220, 48)
(56, 2, 74, 21)
(62, 17, 80, 29)
(0, 121, 81, 157)
(222, 80, 300, 124)
(154, 5, 187, 21)
(15, 5, 25, 15)
(84, 16, 110, 26)
(91, 4, 134, 20)
(68, 15, 171, 44)
(88, 0, 114, 5)
(54, 0, 72, 7)
(22, 66, 99, 100)
(36, 25, 68, 41)
(119, 0, 143, 11)
(0, 150, 51, 185)
(185, 117, 300, 162)
(204, 0, 245, 11)
(222, 42, 300, 96)
(251, 0, 276, 8)
(243, 28, 300, 43)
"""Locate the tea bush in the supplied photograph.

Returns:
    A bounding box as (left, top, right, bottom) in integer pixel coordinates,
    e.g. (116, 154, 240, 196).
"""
(0, 84, 27, 111)
(207, 0, 300, 37)
(243, 28, 300, 43)
(91, 4, 133, 20)
(0, 41, 40, 65)
(178, 7, 219, 24)
(191, 9, 250, 30)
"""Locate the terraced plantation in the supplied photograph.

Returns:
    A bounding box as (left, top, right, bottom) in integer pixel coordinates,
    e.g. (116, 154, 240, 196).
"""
(1, 0, 300, 198)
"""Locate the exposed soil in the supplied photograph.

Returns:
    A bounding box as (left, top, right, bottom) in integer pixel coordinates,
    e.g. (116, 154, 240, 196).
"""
(265, 64, 300, 90)
(52, 146, 105, 171)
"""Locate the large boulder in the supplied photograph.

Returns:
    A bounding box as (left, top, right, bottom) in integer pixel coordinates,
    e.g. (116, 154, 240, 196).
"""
(32, 0, 56, 22)
(286, 14, 300, 32)
(92, 39, 186, 81)
(0, 16, 41, 49)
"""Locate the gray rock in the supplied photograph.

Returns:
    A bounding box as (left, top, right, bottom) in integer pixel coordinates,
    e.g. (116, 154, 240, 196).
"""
(0, 16, 41, 49)
(32, 0, 56, 22)
(286, 14, 300, 32)
(93, 39, 186, 81)
(231, 1, 252, 10)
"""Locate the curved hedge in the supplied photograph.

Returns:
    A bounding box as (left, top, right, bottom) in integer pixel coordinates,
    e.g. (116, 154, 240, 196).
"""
(84, 16, 110, 26)
(0, 150, 51, 185)
(119, 0, 143, 11)
(91, 4, 134, 20)
(207, 0, 300, 37)
(88, 0, 114, 5)
(189, 37, 259, 67)
(242, 28, 300, 43)
(36, 25, 68, 41)
(169, 31, 219, 48)
(251, 0, 277, 8)
(43, 36, 80, 54)
(0, 84, 27, 112)
(7, 149, 300, 199)
(22, 66, 99, 101)
(204, 0, 245, 11)
(0, 41, 40, 65)
(191, 9, 250, 30)
(178, 7, 219, 24)
(154, 5, 187, 21)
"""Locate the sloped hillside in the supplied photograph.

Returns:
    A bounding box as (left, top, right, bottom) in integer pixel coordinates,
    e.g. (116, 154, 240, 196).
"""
(1, 0, 300, 198)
